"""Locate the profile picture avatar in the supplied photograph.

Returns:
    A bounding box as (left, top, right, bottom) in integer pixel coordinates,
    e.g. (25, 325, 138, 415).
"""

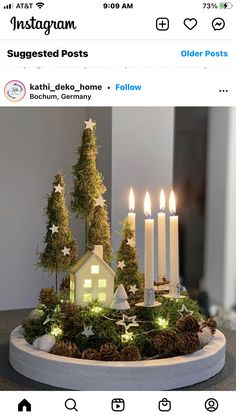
(4, 80, 26, 102)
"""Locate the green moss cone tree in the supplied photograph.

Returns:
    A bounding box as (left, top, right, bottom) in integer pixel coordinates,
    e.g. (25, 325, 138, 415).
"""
(115, 218, 140, 292)
(71, 120, 106, 247)
(88, 204, 112, 265)
(38, 172, 77, 291)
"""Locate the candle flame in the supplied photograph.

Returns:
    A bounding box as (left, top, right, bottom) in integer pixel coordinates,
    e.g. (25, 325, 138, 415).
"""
(129, 188, 135, 212)
(144, 192, 151, 217)
(160, 189, 165, 211)
(169, 191, 176, 215)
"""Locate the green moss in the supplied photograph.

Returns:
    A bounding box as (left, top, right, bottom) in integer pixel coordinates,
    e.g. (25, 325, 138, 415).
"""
(22, 317, 47, 344)
(22, 293, 206, 357)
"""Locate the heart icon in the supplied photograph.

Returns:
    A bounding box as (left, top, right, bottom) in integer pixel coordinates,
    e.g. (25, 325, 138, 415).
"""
(184, 18, 198, 30)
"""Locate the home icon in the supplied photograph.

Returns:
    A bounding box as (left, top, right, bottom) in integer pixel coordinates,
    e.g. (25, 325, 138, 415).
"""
(18, 399, 31, 412)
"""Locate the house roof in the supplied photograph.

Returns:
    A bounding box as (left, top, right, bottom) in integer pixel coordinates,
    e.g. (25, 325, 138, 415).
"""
(70, 251, 115, 277)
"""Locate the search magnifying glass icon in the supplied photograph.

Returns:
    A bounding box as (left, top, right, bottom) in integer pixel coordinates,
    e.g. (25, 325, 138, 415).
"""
(65, 398, 78, 412)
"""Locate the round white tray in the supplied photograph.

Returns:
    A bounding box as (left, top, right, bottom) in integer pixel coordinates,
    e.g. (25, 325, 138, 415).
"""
(9, 326, 226, 390)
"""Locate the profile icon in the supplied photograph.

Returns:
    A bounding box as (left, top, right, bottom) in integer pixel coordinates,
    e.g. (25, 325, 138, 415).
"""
(205, 398, 219, 412)
(4, 80, 26, 102)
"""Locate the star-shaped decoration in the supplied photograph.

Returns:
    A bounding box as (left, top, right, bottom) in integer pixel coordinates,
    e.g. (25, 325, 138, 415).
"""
(94, 195, 106, 208)
(61, 246, 71, 256)
(178, 304, 193, 317)
(49, 224, 59, 235)
(54, 183, 64, 194)
(117, 260, 126, 270)
(116, 315, 139, 333)
(129, 284, 138, 295)
(43, 315, 51, 325)
(84, 118, 96, 130)
(127, 237, 135, 248)
(81, 325, 94, 338)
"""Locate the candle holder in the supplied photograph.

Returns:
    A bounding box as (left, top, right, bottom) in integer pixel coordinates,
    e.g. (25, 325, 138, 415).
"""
(163, 283, 185, 299)
(136, 288, 162, 308)
(156, 276, 170, 292)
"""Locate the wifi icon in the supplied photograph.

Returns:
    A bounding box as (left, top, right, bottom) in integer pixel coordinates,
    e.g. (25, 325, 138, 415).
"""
(36, 2, 44, 8)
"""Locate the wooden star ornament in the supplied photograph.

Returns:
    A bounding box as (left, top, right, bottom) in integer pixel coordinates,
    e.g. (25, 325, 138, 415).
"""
(129, 284, 138, 295)
(127, 237, 135, 248)
(81, 326, 94, 338)
(49, 224, 59, 235)
(84, 118, 96, 130)
(54, 183, 64, 194)
(116, 315, 139, 333)
(61, 246, 71, 256)
(94, 195, 106, 208)
(117, 260, 126, 270)
(178, 304, 193, 317)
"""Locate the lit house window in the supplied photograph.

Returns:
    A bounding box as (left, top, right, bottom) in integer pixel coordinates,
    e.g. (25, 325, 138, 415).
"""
(91, 265, 99, 274)
(84, 279, 92, 288)
(98, 279, 107, 288)
(84, 293, 92, 303)
(98, 293, 106, 302)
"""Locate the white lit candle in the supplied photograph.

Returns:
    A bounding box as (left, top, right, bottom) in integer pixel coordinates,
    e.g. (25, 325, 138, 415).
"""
(128, 188, 136, 233)
(169, 191, 180, 298)
(157, 189, 167, 281)
(144, 192, 155, 299)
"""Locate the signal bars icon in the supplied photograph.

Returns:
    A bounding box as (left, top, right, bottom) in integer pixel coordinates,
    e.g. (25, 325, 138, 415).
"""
(3, 3, 13, 8)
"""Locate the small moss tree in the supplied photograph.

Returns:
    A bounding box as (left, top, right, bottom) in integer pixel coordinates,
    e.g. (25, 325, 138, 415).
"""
(38, 172, 77, 291)
(115, 218, 140, 292)
(71, 120, 106, 247)
(88, 204, 112, 265)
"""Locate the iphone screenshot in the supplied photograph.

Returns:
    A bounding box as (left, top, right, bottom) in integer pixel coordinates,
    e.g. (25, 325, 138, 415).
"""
(0, 0, 235, 417)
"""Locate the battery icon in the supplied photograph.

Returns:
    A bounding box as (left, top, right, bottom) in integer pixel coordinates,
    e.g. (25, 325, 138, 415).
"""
(219, 2, 234, 8)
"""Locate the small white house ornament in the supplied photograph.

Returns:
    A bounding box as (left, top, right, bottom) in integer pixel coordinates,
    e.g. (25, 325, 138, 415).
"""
(70, 245, 115, 307)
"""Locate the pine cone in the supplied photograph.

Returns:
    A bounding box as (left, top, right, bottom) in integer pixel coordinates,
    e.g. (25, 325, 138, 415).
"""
(176, 315, 200, 333)
(120, 346, 141, 361)
(39, 288, 57, 309)
(60, 275, 70, 292)
(82, 348, 101, 360)
(177, 332, 200, 354)
(153, 331, 178, 354)
(51, 340, 80, 358)
(61, 301, 77, 317)
(100, 343, 120, 361)
(202, 318, 217, 335)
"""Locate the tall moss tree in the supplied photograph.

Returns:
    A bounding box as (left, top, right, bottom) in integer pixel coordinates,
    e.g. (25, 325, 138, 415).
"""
(39, 172, 77, 291)
(88, 204, 112, 265)
(71, 119, 106, 247)
(115, 218, 140, 293)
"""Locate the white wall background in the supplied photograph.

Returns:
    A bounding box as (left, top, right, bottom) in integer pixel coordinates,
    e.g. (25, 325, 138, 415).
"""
(0, 107, 111, 310)
(111, 107, 174, 278)
(205, 107, 236, 308)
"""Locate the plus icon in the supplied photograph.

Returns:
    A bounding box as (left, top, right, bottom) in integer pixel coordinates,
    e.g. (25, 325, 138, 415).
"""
(156, 18, 169, 31)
